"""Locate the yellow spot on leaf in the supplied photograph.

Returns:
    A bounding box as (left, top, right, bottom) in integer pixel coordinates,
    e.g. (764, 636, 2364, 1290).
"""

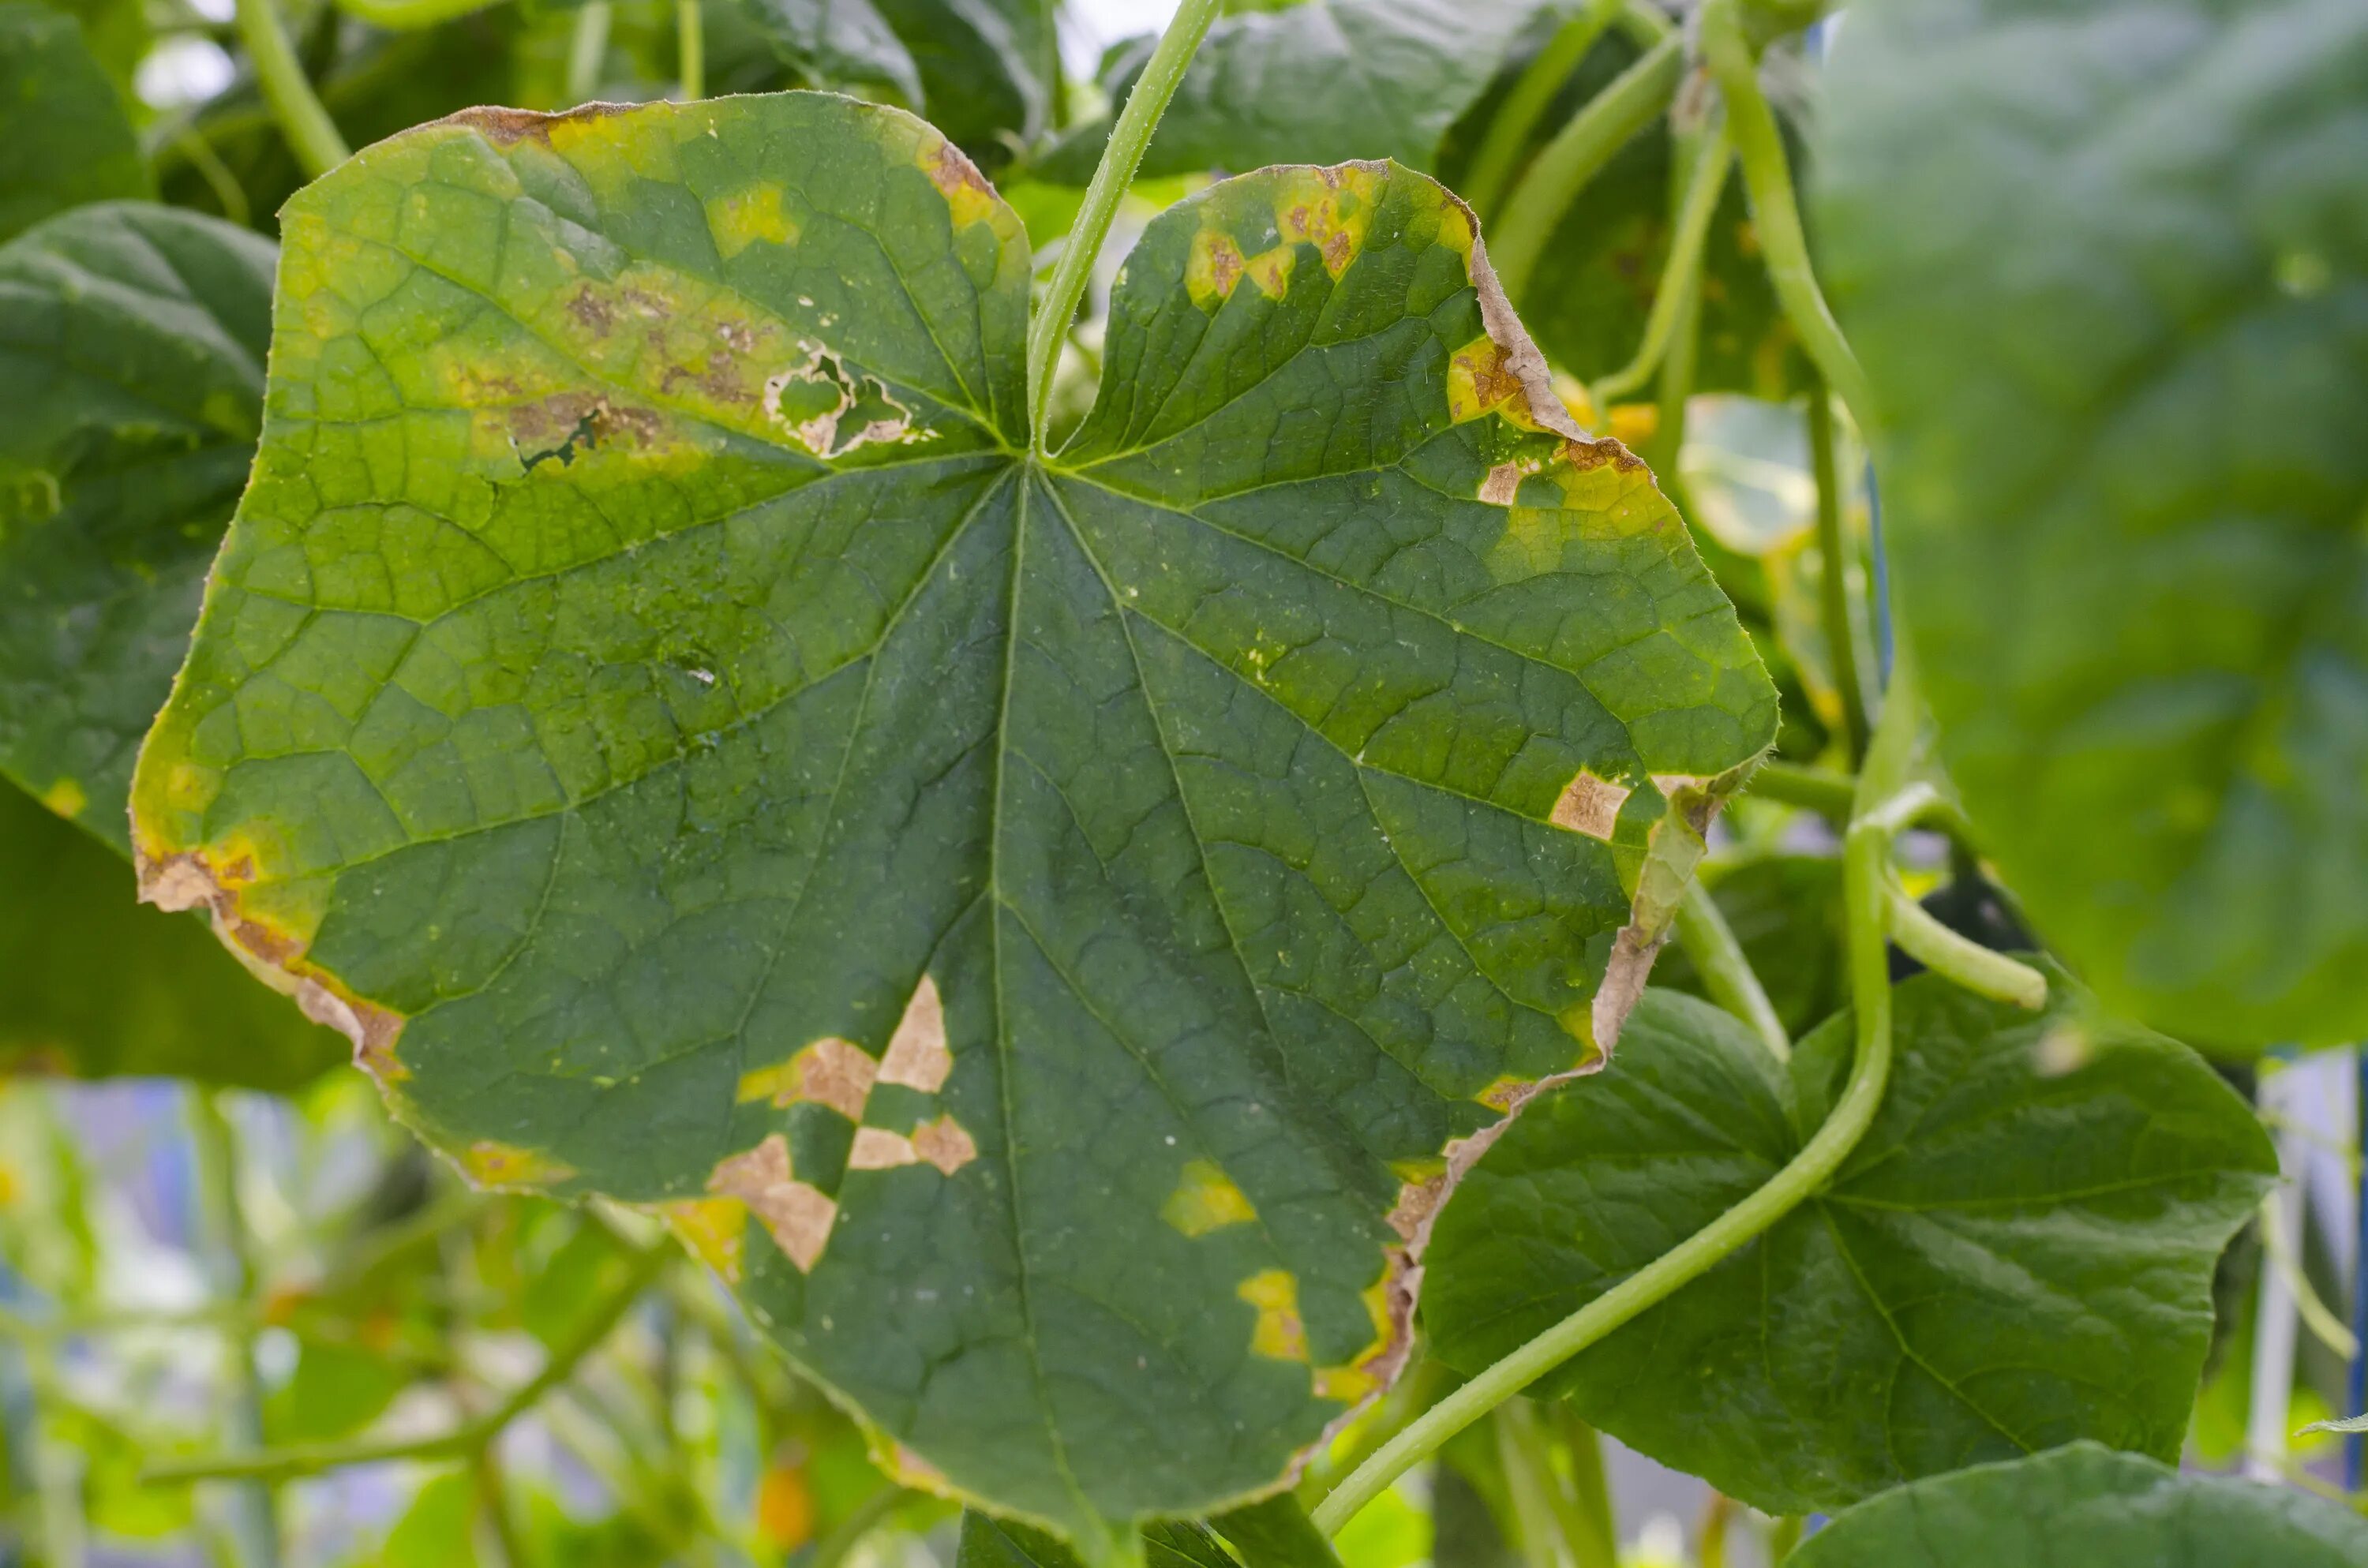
(1475, 1075, 1532, 1112)
(1273, 164, 1381, 279)
(1189, 229, 1246, 308)
(1447, 337, 1531, 426)
(1550, 770, 1632, 840)
(704, 182, 797, 259)
(1238, 1269, 1308, 1362)
(737, 1036, 878, 1121)
(458, 1140, 572, 1188)
(877, 974, 951, 1091)
(1313, 1278, 1402, 1402)
(709, 1134, 836, 1272)
(658, 1196, 747, 1281)
(1244, 244, 1295, 299)
(1162, 1158, 1257, 1237)
(921, 137, 998, 228)
(36, 778, 85, 819)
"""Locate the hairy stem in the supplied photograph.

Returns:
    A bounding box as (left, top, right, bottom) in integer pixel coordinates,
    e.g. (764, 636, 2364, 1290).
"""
(1489, 31, 1684, 303)
(1592, 125, 1731, 407)
(1886, 888, 2048, 1010)
(1806, 383, 1870, 762)
(1026, 0, 1222, 453)
(1698, 0, 1872, 425)
(676, 0, 703, 100)
(144, 1243, 668, 1484)
(187, 1091, 281, 1568)
(234, 0, 347, 177)
(567, 1, 612, 102)
(1675, 877, 1790, 1059)
(1461, 0, 1625, 220)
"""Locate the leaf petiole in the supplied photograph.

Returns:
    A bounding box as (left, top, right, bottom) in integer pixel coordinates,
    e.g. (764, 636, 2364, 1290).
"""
(1591, 124, 1732, 408)
(1673, 876, 1790, 1060)
(234, 0, 348, 178)
(676, 0, 703, 100)
(1885, 887, 2047, 1010)
(1025, 0, 1223, 453)
(1459, 0, 1627, 220)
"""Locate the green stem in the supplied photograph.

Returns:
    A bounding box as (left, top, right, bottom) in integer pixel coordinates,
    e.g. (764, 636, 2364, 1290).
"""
(1745, 761, 1978, 853)
(1806, 382, 1869, 762)
(234, 0, 347, 177)
(1460, 0, 1624, 220)
(187, 1091, 281, 1568)
(1494, 1403, 1572, 1568)
(1886, 888, 2047, 1010)
(143, 1244, 669, 1485)
(1026, 0, 1220, 453)
(1489, 31, 1684, 303)
(567, 1, 612, 102)
(1313, 907, 1902, 1536)
(1767, 1516, 1804, 1562)
(1699, 0, 1871, 425)
(1548, 1408, 1620, 1568)
(1674, 877, 1789, 1060)
(1591, 125, 1731, 406)
(676, 0, 703, 100)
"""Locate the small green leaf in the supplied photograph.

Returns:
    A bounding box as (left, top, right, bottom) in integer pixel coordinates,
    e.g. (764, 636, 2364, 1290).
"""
(1036, 1, 1539, 181)
(1790, 1442, 2368, 1567)
(1423, 972, 2277, 1515)
(1212, 1494, 1343, 1568)
(1819, 0, 2368, 1046)
(130, 93, 1771, 1536)
(0, 201, 275, 847)
(0, 3, 150, 243)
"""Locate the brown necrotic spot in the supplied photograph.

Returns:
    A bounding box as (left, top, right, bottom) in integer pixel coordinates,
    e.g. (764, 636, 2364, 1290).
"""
(876, 974, 951, 1092)
(845, 1114, 976, 1177)
(441, 99, 634, 147)
(762, 343, 930, 459)
(709, 1133, 836, 1272)
(738, 1037, 877, 1121)
(921, 138, 998, 228)
(1550, 770, 1632, 840)
(1479, 462, 1524, 506)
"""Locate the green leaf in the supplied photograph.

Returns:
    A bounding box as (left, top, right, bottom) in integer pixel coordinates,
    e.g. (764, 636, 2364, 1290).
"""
(1818, 0, 2368, 1046)
(958, 1510, 1242, 1568)
(0, 202, 276, 844)
(1212, 1494, 1343, 1568)
(1036, 1, 1539, 183)
(733, 0, 927, 107)
(0, 779, 344, 1083)
(130, 93, 1772, 1536)
(1789, 1441, 2368, 1567)
(1422, 973, 2277, 1515)
(0, 2, 151, 243)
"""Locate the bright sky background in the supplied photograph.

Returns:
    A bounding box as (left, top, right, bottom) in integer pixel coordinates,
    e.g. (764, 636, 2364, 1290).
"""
(1061, 0, 1185, 76)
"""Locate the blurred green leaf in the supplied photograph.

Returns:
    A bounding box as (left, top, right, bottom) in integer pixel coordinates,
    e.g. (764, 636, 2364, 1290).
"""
(1819, 0, 2368, 1046)
(1649, 852, 1845, 1038)
(0, 4, 149, 243)
(1425, 975, 2277, 1514)
(1791, 1443, 2368, 1567)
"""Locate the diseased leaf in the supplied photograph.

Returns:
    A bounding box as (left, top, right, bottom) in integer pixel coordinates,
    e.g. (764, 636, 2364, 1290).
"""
(1819, 0, 2368, 1046)
(1035, 1, 1539, 182)
(129, 93, 1771, 1536)
(0, 2, 151, 243)
(0, 780, 345, 1085)
(0, 202, 275, 848)
(1423, 974, 2276, 1515)
(1790, 1442, 2368, 1567)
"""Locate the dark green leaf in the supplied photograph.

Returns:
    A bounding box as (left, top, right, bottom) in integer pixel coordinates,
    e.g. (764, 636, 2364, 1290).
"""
(732, 0, 925, 107)
(0, 2, 150, 243)
(1424, 973, 2276, 1514)
(0, 779, 345, 1084)
(1035, 1, 1539, 183)
(129, 94, 1770, 1536)
(1212, 1493, 1342, 1568)
(957, 1511, 1240, 1568)
(1791, 1442, 2368, 1567)
(1819, 0, 2368, 1046)
(0, 201, 274, 846)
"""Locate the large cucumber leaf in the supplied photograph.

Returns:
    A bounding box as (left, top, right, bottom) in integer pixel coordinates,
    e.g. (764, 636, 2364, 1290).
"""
(1819, 0, 2368, 1046)
(0, 2, 151, 243)
(0, 202, 346, 1084)
(1422, 975, 2275, 1514)
(129, 92, 1772, 1536)
(1792, 1442, 2368, 1566)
